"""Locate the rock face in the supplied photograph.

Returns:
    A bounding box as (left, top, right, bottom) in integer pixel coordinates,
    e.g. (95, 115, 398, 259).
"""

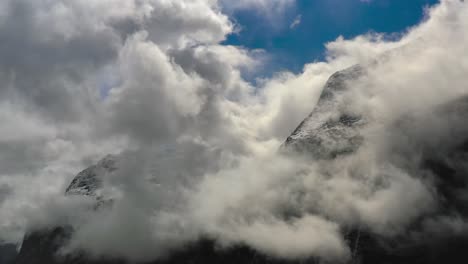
(0, 244, 16, 264)
(65, 155, 117, 197)
(14, 66, 468, 264)
(282, 65, 365, 159)
(14, 155, 120, 264)
(282, 65, 468, 264)
(282, 65, 468, 263)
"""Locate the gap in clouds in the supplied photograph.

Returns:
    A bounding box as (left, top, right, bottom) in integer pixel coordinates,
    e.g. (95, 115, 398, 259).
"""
(224, 0, 439, 76)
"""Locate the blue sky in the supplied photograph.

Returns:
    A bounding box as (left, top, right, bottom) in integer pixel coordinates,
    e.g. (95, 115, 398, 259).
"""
(224, 0, 439, 75)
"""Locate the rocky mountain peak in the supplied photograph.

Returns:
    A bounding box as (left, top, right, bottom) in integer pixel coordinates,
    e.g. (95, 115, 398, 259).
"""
(282, 64, 365, 159)
(65, 155, 118, 197)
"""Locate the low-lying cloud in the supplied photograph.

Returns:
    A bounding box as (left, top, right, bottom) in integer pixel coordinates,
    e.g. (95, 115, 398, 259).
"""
(1, 0, 468, 263)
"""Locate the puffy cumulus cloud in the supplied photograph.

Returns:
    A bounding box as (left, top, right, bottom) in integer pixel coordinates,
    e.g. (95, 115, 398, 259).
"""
(0, 0, 236, 245)
(143, 0, 232, 49)
(2, 0, 468, 263)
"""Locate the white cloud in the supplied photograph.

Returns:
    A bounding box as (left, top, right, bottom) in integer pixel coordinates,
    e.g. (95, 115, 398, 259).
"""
(290, 14, 301, 29)
(1, 0, 468, 263)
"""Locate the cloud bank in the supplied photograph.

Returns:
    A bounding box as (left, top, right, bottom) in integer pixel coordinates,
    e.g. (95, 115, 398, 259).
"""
(1, 0, 468, 263)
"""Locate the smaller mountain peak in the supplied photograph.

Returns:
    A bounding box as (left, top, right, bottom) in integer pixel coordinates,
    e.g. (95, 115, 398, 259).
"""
(65, 154, 119, 197)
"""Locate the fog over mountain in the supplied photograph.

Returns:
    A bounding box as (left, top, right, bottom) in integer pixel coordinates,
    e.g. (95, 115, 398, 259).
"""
(1, 0, 468, 263)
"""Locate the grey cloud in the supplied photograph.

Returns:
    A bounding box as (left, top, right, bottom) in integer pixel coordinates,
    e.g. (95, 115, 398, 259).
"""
(0, 0, 124, 121)
(66, 0, 468, 261)
(144, 1, 232, 48)
(0, 184, 13, 206)
(3, 0, 468, 263)
(0, 141, 50, 176)
(170, 46, 234, 85)
(103, 35, 251, 155)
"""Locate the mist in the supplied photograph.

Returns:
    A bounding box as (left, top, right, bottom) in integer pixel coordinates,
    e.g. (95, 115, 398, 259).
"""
(1, 0, 468, 263)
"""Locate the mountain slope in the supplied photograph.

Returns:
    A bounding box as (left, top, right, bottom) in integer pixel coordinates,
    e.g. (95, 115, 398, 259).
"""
(14, 155, 120, 264)
(282, 65, 365, 159)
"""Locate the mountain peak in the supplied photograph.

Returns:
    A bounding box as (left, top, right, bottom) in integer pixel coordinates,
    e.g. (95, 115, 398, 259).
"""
(282, 64, 365, 159)
(65, 155, 118, 197)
